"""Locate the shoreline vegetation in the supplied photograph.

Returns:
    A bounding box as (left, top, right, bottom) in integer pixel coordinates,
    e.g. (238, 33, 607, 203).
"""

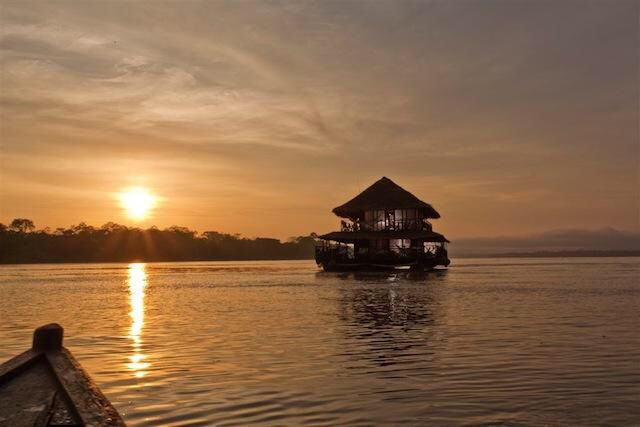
(0, 218, 316, 264)
(1, 219, 639, 264)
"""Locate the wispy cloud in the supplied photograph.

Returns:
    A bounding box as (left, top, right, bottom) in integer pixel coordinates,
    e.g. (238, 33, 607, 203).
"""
(1, 0, 638, 238)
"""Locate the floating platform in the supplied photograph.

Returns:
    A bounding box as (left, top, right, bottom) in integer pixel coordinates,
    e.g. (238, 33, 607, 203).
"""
(319, 258, 449, 272)
(0, 323, 126, 427)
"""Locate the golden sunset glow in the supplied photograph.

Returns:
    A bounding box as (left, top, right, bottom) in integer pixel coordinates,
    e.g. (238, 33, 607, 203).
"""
(120, 188, 157, 221)
(0, 1, 638, 241)
(128, 263, 150, 378)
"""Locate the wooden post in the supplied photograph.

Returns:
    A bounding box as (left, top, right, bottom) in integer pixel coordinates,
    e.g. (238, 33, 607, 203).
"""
(32, 323, 64, 352)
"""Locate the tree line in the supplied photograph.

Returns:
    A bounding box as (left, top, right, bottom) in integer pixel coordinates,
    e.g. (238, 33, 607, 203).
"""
(0, 218, 317, 264)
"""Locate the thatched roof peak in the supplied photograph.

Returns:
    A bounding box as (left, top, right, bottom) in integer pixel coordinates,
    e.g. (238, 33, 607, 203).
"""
(332, 177, 441, 219)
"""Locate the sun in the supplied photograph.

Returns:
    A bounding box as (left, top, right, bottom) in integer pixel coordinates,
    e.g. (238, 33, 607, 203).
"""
(120, 188, 157, 220)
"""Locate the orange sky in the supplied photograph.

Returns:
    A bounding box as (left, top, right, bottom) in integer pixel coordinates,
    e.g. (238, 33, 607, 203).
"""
(1, 0, 638, 240)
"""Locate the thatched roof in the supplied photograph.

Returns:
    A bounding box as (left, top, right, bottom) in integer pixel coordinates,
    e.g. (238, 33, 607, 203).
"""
(332, 177, 440, 219)
(319, 230, 449, 243)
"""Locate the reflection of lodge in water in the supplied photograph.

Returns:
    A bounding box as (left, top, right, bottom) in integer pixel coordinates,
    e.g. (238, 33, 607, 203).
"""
(335, 272, 447, 370)
(315, 177, 450, 271)
(339, 276, 438, 328)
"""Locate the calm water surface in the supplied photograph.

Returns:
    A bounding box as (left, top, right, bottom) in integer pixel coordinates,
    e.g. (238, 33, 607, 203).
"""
(1, 258, 639, 426)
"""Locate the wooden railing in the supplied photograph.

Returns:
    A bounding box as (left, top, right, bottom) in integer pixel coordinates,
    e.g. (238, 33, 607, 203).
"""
(340, 220, 432, 232)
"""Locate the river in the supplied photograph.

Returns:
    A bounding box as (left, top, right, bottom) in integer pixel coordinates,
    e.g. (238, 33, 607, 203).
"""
(1, 258, 638, 426)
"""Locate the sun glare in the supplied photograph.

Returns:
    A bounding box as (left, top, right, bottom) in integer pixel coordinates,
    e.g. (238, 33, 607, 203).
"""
(120, 188, 157, 220)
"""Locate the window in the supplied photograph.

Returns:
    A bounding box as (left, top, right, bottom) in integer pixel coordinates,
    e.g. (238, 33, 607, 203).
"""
(346, 243, 355, 259)
(364, 210, 373, 230)
(374, 210, 386, 230)
(365, 209, 421, 230)
(424, 242, 438, 255)
(392, 209, 417, 230)
(390, 239, 411, 253)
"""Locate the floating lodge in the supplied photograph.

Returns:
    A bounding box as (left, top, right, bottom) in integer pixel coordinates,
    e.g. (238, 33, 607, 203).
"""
(315, 177, 450, 271)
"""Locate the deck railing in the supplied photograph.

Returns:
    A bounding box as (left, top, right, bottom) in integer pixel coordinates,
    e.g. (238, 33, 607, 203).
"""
(340, 220, 432, 232)
(315, 244, 446, 264)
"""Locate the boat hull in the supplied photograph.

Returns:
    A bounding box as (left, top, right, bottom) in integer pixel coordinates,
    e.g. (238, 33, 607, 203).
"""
(0, 324, 126, 427)
(319, 257, 450, 272)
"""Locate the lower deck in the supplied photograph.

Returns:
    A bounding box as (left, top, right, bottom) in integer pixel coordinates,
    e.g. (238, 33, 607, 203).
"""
(315, 238, 450, 271)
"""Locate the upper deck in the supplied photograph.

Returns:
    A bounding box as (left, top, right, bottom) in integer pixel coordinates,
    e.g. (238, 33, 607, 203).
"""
(340, 208, 433, 232)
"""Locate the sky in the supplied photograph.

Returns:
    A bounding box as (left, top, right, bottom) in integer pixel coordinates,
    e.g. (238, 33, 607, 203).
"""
(1, 0, 638, 240)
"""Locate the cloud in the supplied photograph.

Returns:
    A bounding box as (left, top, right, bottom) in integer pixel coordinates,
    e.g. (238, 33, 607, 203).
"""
(0, 0, 638, 238)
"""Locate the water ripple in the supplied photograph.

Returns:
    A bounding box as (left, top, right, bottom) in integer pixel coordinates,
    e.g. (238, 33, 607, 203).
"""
(1, 258, 639, 426)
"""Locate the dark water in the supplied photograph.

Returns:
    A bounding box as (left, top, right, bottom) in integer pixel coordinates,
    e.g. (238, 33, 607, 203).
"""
(1, 258, 638, 426)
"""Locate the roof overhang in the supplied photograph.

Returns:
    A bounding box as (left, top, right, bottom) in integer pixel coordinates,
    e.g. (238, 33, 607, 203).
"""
(332, 177, 441, 219)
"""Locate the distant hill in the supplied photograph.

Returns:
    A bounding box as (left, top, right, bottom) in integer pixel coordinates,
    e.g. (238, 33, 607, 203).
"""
(449, 228, 640, 258)
(462, 250, 640, 258)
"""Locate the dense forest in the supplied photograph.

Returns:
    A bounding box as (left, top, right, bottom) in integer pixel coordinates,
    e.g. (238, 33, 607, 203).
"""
(0, 218, 317, 264)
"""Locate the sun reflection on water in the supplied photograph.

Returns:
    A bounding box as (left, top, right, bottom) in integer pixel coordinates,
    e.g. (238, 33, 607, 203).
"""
(128, 263, 150, 378)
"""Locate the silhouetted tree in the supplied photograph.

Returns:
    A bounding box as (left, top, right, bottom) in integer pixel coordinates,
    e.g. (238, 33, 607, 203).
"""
(0, 218, 318, 264)
(101, 222, 127, 233)
(9, 218, 35, 233)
